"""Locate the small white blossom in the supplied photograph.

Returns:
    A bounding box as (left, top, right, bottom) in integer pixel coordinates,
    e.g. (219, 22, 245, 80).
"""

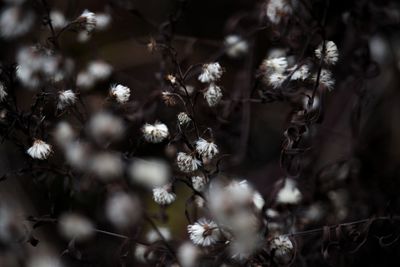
(57, 90, 77, 110)
(191, 176, 207, 191)
(315, 41, 339, 65)
(0, 82, 7, 101)
(27, 139, 52, 160)
(195, 138, 219, 160)
(106, 192, 140, 228)
(313, 69, 335, 90)
(142, 122, 169, 143)
(50, 10, 67, 29)
(87, 60, 112, 80)
(198, 62, 223, 83)
(276, 178, 302, 205)
(224, 35, 249, 58)
(178, 112, 191, 125)
(262, 57, 288, 74)
(203, 83, 223, 107)
(129, 158, 170, 188)
(266, 0, 292, 25)
(270, 235, 294, 264)
(146, 226, 171, 243)
(79, 10, 96, 33)
(152, 184, 176, 205)
(177, 152, 201, 173)
(188, 218, 220, 247)
(59, 213, 93, 241)
(290, 64, 310, 81)
(110, 84, 130, 103)
(0, 6, 35, 39)
(267, 72, 287, 89)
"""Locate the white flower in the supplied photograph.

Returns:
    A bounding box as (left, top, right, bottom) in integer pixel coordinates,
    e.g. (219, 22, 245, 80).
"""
(177, 152, 201, 173)
(315, 40, 339, 65)
(79, 10, 96, 33)
(152, 184, 176, 205)
(87, 60, 112, 80)
(276, 178, 302, 205)
(146, 226, 171, 243)
(0, 82, 7, 101)
(106, 192, 140, 228)
(178, 112, 191, 125)
(27, 139, 52, 160)
(267, 72, 287, 89)
(59, 213, 93, 241)
(195, 138, 219, 160)
(178, 242, 200, 267)
(313, 69, 335, 90)
(0, 6, 35, 39)
(191, 176, 207, 191)
(290, 64, 310, 81)
(266, 0, 292, 25)
(57, 90, 77, 110)
(203, 83, 222, 107)
(198, 62, 223, 83)
(262, 57, 288, 74)
(224, 35, 248, 58)
(270, 235, 294, 264)
(50, 10, 66, 29)
(129, 158, 170, 188)
(142, 122, 169, 143)
(110, 84, 130, 103)
(188, 218, 220, 247)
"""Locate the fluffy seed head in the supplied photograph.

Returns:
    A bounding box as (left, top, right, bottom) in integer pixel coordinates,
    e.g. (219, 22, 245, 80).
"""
(27, 139, 52, 160)
(152, 184, 176, 205)
(177, 152, 201, 173)
(110, 84, 130, 104)
(142, 122, 169, 143)
(177, 112, 191, 125)
(78, 10, 96, 33)
(203, 83, 223, 107)
(188, 218, 220, 247)
(191, 176, 208, 192)
(224, 35, 249, 58)
(0, 82, 7, 101)
(57, 90, 77, 110)
(195, 138, 219, 160)
(315, 40, 339, 65)
(198, 62, 223, 83)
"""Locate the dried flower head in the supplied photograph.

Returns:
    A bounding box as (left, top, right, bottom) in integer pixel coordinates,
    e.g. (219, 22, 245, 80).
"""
(177, 152, 201, 173)
(57, 90, 77, 110)
(290, 64, 310, 81)
(313, 69, 335, 90)
(315, 40, 339, 65)
(152, 184, 176, 205)
(198, 62, 223, 83)
(178, 112, 191, 125)
(270, 235, 294, 264)
(195, 138, 219, 160)
(261, 57, 288, 74)
(110, 84, 131, 104)
(142, 122, 169, 143)
(166, 74, 177, 85)
(267, 72, 287, 89)
(161, 91, 177, 106)
(266, 0, 292, 25)
(203, 83, 223, 107)
(188, 218, 220, 247)
(27, 139, 52, 160)
(0, 82, 7, 101)
(276, 178, 302, 205)
(191, 175, 208, 192)
(224, 35, 249, 58)
(78, 10, 97, 33)
(50, 10, 67, 29)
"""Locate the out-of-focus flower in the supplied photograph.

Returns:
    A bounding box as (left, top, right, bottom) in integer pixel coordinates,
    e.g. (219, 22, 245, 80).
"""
(88, 112, 125, 144)
(50, 10, 67, 29)
(27, 139, 52, 160)
(266, 0, 292, 25)
(290, 64, 310, 81)
(270, 235, 294, 264)
(267, 72, 287, 89)
(178, 112, 191, 125)
(146, 226, 171, 243)
(106, 192, 140, 228)
(0, 82, 7, 101)
(261, 57, 288, 74)
(53, 121, 75, 146)
(315, 41, 339, 65)
(129, 158, 170, 187)
(87, 60, 112, 80)
(177, 152, 201, 173)
(134, 244, 155, 263)
(27, 253, 63, 267)
(191, 175, 208, 191)
(152, 184, 176, 205)
(76, 71, 95, 89)
(178, 242, 200, 267)
(195, 138, 219, 160)
(59, 213, 94, 241)
(188, 218, 220, 247)
(110, 84, 130, 104)
(313, 69, 335, 90)
(89, 152, 123, 181)
(57, 90, 77, 110)
(142, 122, 169, 143)
(64, 141, 90, 170)
(0, 204, 25, 243)
(0, 6, 35, 39)
(198, 62, 223, 83)
(276, 178, 302, 205)
(224, 35, 248, 58)
(95, 13, 111, 30)
(203, 83, 223, 107)
(78, 10, 96, 33)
